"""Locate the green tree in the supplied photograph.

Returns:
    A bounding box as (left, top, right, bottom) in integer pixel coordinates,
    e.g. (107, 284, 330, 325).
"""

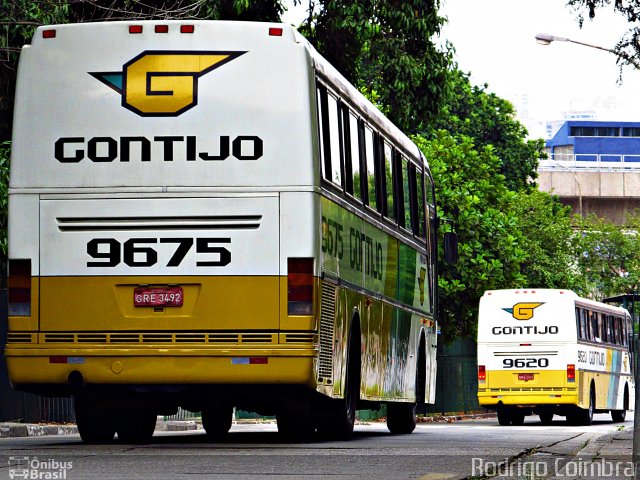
(566, 1, 640, 73)
(511, 189, 581, 291)
(415, 131, 527, 339)
(431, 69, 545, 192)
(300, 0, 453, 133)
(574, 212, 640, 299)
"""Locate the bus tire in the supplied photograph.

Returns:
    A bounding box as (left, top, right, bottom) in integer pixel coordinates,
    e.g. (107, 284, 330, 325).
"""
(202, 405, 234, 440)
(74, 396, 116, 444)
(276, 408, 315, 440)
(510, 412, 525, 426)
(539, 412, 554, 425)
(612, 385, 629, 423)
(611, 409, 626, 422)
(316, 327, 360, 440)
(497, 409, 511, 426)
(386, 401, 417, 434)
(579, 387, 595, 426)
(116, 408, 157, 444)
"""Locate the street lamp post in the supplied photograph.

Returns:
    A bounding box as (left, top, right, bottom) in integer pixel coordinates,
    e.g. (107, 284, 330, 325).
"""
(537, 32, 640, 479)
(549, 160, 583, 217)
(535, 33, 640, 70)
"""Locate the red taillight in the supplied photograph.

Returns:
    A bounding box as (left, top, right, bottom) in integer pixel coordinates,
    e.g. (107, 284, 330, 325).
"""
(478, 365, 486, 382)
(288, 258, 313, 315)
(181, 25, 194, 33)
(269, 27, 283, 37)
(42, 29, 56, 39)
(8, 259, 31, 316)
(155, 25, 168, 33)
(567, 364, 575, 382)
(129, 25, 143, 34)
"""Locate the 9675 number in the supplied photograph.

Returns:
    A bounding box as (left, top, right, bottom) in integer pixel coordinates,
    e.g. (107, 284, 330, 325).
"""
(87, 237, 231, 267)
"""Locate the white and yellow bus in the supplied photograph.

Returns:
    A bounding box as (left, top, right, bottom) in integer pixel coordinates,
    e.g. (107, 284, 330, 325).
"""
(477, 289, 634, 426)
(6, 21, 454, 443)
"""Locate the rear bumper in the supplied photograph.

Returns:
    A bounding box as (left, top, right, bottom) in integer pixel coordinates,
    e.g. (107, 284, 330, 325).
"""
(478, 390, 578, 408)
(6, 345, 317, 388)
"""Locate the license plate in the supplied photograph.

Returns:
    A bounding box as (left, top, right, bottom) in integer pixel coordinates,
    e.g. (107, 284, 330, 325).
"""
(134, 286, 183, 307)
(518, 373, 535, 382)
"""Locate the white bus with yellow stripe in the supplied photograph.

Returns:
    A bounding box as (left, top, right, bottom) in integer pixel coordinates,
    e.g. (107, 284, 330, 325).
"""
(477, 289, 633, 425)
(6, 21, 453, 443)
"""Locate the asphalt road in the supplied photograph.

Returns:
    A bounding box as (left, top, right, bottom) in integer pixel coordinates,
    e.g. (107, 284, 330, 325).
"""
(0, 414, 630, 480)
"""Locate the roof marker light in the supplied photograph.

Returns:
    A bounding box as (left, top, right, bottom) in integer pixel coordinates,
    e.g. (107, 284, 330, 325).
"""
(181, 25, 194, 33)
(129, 25, 143, 34)
(269, 27, 283, 37)
(155, 25, 169, 33)
(42, 29, 56, 39)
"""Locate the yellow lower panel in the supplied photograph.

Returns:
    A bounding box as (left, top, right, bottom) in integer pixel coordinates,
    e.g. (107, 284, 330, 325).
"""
(478, 369, 578, 407)
(6, 347, 316, 386)
(37, 275, 281, 332)
(478, 392, 578, 408)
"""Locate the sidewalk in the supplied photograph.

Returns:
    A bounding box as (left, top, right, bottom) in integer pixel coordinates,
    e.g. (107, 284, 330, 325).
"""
(548, 427, 634, 479)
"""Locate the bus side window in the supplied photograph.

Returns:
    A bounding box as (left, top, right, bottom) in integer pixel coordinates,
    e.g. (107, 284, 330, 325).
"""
(316, 85, 330, 181)
(581, 309, 590, 340)
(363, 125, 377, 211)
(382, 140, 395, 222)
(575, 307, 582, 339)
(397, 153, 411, 230)
(417, 170, 427, 239)
(346, 111, 363, 202)
(591, 312, 600, 341)
(326, 93, 343, 187)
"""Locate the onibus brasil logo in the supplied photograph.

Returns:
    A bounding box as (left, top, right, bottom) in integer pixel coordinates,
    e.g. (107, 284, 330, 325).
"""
(502, 302, 544, 321)
(91, 50, 246, 116)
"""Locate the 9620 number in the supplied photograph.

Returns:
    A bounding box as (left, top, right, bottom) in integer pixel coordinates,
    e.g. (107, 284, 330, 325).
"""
(87, 237, 231, 268)
(502, 358, 549, 369)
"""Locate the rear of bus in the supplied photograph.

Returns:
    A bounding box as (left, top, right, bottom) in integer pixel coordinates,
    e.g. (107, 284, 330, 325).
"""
(477, 289, 579, 425)
(6, 21, 319, 439)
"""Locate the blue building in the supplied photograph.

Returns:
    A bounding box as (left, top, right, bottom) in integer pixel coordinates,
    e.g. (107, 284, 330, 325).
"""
(545, 120, 640, 165)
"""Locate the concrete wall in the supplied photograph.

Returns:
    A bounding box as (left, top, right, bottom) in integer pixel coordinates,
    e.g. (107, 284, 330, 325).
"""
(538, 170, 640, 224)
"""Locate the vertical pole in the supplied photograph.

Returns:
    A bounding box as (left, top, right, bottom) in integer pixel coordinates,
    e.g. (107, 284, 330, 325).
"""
(632, 292, 639, 479)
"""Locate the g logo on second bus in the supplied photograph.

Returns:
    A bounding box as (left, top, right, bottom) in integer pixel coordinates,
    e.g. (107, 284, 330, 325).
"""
(91, 50, 246, 116)
(502, 302, 544, 321)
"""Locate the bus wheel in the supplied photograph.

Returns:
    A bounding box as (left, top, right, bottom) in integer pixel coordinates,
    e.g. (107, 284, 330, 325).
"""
(202, 405, 234, 440)
(539, 412, 554, 425)
(116, 409, 157, 444)
(386, 402, 417, 434)
(510, 412, 525, 426)
(73, 397, 116, 444)
(316, 362, 358, 440)
(611, 410, 626, 422)
(497, 409, 511, 426)
(579, 388, 595, 426)
(612, 386, 629, 422)
(277, 403, 315, 440)
(317, 327, 360, 440)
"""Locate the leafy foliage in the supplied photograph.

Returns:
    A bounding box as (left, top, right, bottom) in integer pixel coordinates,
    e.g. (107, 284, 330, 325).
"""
(431, 69, 545, 191)
(574, 212, 640, 300)
(415, 132, 524, 338)
(415, 131, 581, 340)
(300, 0, 454, 133)
(566, 1, 640, 73)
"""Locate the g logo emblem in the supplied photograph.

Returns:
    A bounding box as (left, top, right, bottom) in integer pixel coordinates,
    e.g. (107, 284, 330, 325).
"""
(502, 302, 544, 321)
(91, 50, 246, 116)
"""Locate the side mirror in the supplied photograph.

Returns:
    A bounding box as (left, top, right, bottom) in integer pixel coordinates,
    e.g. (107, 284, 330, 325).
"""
(444, 232, 458, 264)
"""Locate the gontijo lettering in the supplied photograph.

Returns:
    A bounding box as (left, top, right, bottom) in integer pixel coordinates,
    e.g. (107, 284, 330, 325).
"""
(91, 50, 246, 116)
